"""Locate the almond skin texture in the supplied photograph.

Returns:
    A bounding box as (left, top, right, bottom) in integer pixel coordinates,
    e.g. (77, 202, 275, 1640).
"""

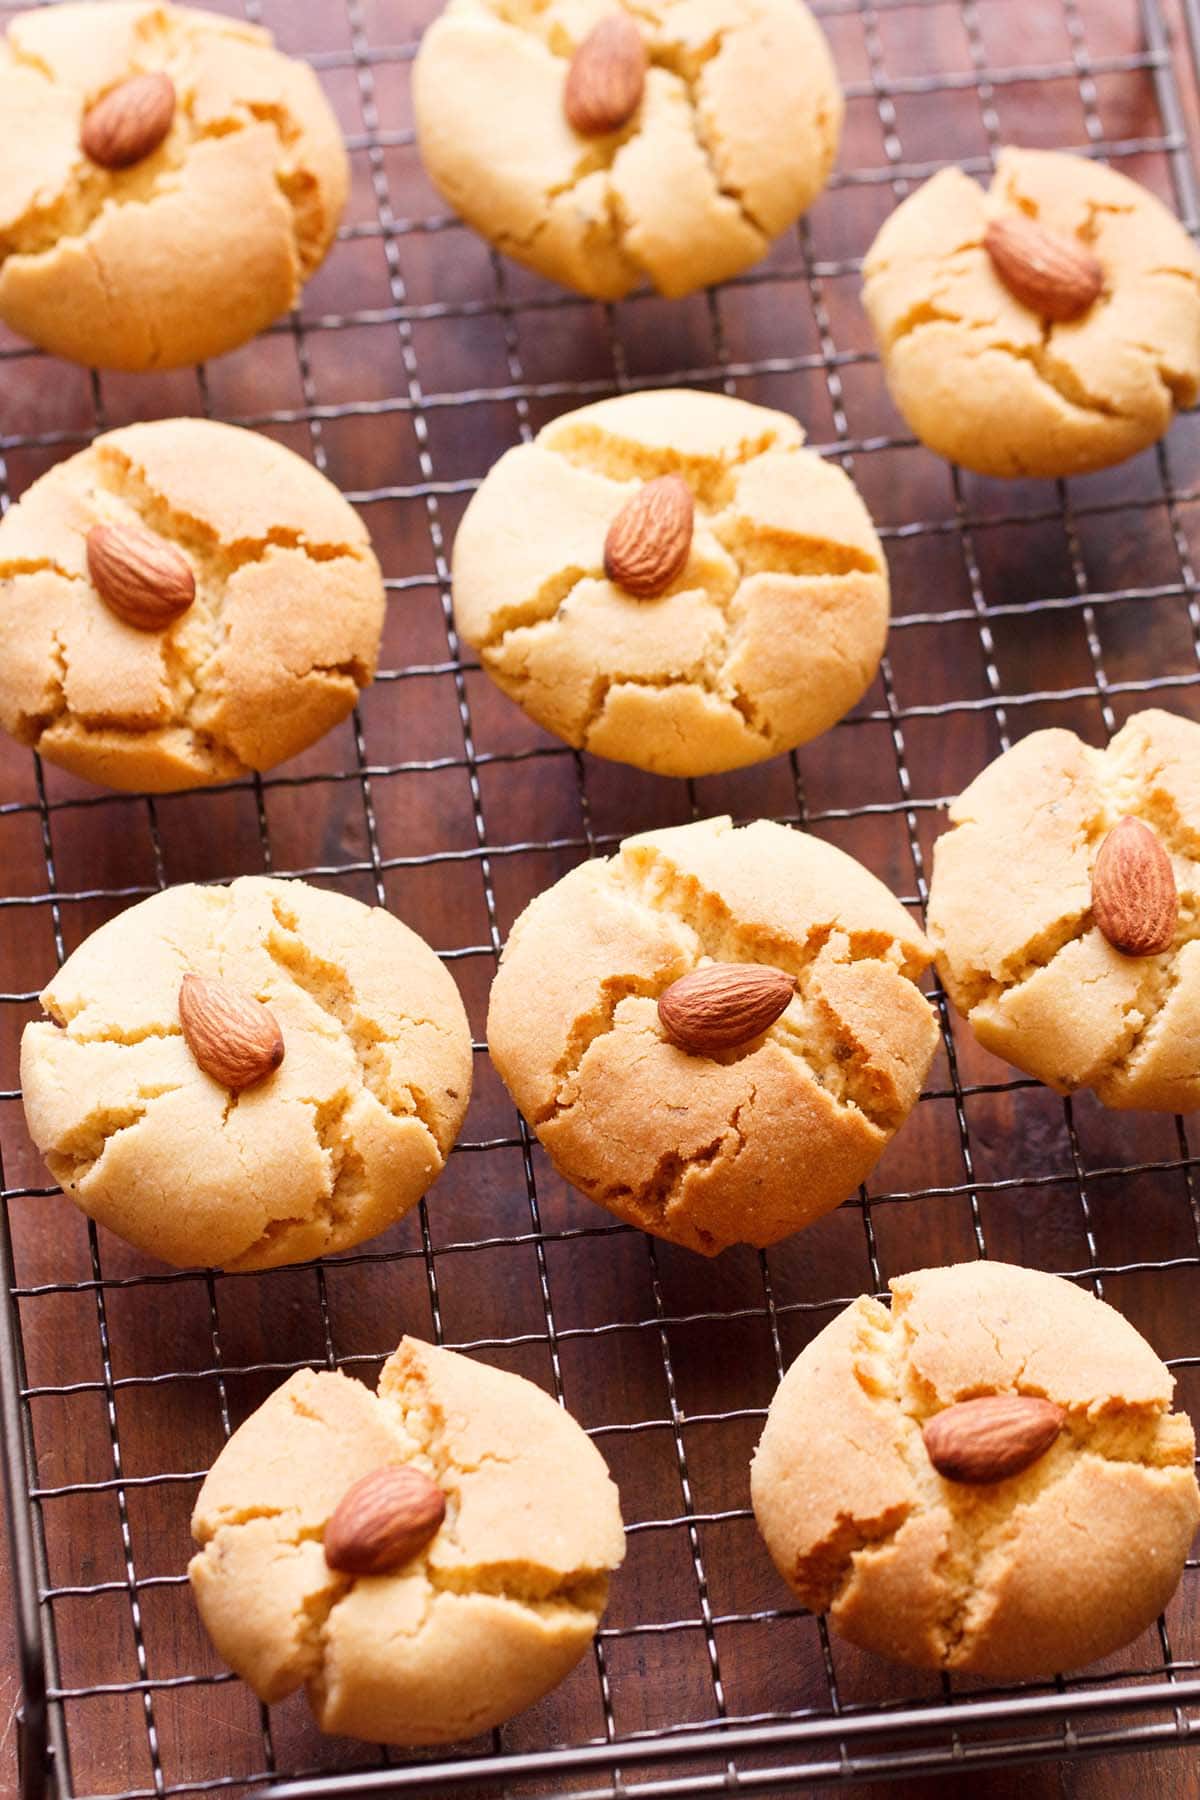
(983, 214, 1103, 323)
(564, 13, 646, 136)
(604, 474, 694, 599)
(81, 72, 177, 170)
(1091, 816, 1178, 957)
(178, 975, 285, 1092)
(658, 962, 794, 1056)
(86, 523, 196, 632)
(324, 1466, 447, 1576)
(923, 1394, 1066, 1484)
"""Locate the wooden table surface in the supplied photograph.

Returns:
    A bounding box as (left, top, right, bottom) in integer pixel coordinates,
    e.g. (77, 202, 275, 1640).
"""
(3, 0, 1200, 1795)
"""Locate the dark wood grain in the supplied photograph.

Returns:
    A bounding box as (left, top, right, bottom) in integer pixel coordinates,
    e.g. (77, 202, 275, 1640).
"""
(2, 0, 1200, 1796)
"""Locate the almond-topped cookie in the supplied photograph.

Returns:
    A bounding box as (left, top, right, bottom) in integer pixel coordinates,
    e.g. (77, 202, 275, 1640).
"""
(751, 1261, 1199, 1679)
(190, 1338, 625, 1742)
(862, 147, 1200, 478)
(413, 0, 841, 300)
(0, 2, 347, 369)
(927, 708, 1200, 1110)
(453, 389, 890, 778)
(20, 876, 472, 1270)
(0, 419, 385, 792)
(488, 815, 939, 1255)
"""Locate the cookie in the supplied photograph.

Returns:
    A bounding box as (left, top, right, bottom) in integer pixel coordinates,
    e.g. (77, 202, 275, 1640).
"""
(190, 1336, 624, 1743)
(862, 147, 1200, 478)
(453, 389, 889, 778)
(412, 0, 841, 300)
(20, 877, 472, 1270)
(0, 3, 348, 369)
(487, 815, 938, 1255)
(0, 419, 386, 793)
(927, 708, 1200, 1110)
(751, 1260, 1199, 1679)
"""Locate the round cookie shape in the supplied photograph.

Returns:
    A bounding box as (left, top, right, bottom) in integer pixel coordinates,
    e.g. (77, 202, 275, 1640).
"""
(190, 1337, 625, 1742)
(0, 3, 348, 370)
(862, 147, 1200, 478)
(412, 0, 842, 301)
(19, 877, 473, 1270)
(927, 708, 1200, 1110)
(453, 389, 890, 778)
(751, 1261, 1199, 1679)
(0, 419, 386, 792)
(487, 815, 939, 1255)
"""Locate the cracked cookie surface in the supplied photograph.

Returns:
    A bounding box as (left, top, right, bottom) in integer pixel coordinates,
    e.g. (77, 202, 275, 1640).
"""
(412, 0, 841, 300)
(487, 815, 939, 1254)
(751, 1260, 1199, 1678)
(0, 2, 348, 369)
(453, 389, 889, 777)
(862, 147, 1200, 478)
(20, 876, 472, 1270)
(927, 708, 1200, 1111)
(189, 1335, 624, 1743)
(0, 418, 386, 792)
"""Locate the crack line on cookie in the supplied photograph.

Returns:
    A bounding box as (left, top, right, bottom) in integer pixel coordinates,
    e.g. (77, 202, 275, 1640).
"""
(43, 1083, 183, 1191)
(92, 446, 369, 573)
(669, 56, 772, 245)
(225, 1087, 366, 1268)
(262, 894, 449, 1144)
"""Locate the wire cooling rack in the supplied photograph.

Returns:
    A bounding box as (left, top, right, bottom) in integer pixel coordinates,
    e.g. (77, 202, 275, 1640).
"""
(3, 0, 1200, 1794)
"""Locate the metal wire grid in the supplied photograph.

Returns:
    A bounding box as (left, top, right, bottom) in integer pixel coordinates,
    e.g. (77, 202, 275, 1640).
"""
(1, 0, 1200, 1794)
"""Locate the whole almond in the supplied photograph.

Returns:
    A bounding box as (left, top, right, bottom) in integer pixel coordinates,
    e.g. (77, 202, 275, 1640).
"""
(984, 214, 1103, 323)
(178, 975, 285, 1092)
(324, 1466, 446, 1576)
(81, 72, 176, 170)
(1091, 816, 1178, 957)
(564, 13, 646, 136)
(604, 475, 694, 599)
(658, 962, 794, 1056)
(87, 523, 195, 632)
(923, 1394, 1065, 1484)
